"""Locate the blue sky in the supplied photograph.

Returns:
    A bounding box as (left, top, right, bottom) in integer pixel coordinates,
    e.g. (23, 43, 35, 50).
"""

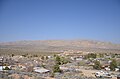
(0, 0, 120, 43)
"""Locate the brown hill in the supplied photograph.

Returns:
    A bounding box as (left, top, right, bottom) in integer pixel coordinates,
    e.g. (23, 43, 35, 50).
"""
(0, 40, 120, 55)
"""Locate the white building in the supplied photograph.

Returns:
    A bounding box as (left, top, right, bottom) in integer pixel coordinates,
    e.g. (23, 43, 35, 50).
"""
(33, 67, 50, 73)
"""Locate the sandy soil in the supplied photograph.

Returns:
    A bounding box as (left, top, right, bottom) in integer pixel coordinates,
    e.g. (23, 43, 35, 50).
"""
(81, 69, 117, 79)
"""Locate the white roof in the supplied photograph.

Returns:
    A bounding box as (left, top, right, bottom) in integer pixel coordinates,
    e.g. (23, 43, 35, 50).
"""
(34, 67, 50, 73)
(0, 66, 11, 71)
(0, 66, 3, 71)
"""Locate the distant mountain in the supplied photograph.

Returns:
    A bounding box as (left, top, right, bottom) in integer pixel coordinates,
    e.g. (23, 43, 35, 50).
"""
(0, 40, 120, 54)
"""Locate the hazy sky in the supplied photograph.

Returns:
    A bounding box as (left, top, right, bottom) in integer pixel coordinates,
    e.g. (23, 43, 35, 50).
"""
(0, 0, 120, 43)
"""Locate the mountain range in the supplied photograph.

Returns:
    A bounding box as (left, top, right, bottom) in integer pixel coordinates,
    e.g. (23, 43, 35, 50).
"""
(0, 40, 120, 55)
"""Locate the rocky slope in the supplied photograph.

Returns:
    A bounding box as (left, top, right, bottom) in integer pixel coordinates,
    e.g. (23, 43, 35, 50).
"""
(0, 40, 120, 54)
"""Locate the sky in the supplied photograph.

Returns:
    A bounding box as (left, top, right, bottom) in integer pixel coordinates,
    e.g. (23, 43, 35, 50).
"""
(0, 0, 120, 43)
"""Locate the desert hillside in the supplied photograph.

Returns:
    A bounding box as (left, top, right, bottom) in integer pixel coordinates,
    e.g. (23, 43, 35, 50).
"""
(0, 40, 120, 55)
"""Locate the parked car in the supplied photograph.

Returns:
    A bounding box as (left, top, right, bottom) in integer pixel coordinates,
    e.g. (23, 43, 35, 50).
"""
(95, 72, 102, 78)
(95, 71, 112, 78)
(103, 73, 112, 78)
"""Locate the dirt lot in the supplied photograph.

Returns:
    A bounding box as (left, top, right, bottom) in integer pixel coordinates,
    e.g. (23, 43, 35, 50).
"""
(81, 69, 117, 79)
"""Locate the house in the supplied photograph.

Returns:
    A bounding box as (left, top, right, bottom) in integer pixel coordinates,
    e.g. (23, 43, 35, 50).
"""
(60, 66, 69, 72)
(115, 68, 120, 72)
(76, 56, 83, 61)
(100, 60, 110, 69)
(33, 67, 50, 73)
(0, 66, 11, 71)
(105, 67, 110, 71)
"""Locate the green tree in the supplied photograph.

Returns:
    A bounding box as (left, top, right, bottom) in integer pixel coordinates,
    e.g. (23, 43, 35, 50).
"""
(111, 54, 115, 58)
(60, 57, 69, 65)
(53, 64, 61, 73)
(33, 54, 38, 57)
(93, 60, 101, 70)
(118, 62, 120, 66)
(11, 54, 14, 57)
(22, 54, 27, 57)
(46, 56, 48, 60)
(85, 53, 97, 59)
(110, 59, 117, 71)
(41, 64, 45, 68)
(99, 53, 104, 58)
(55, 55, 69, 65)
(41, 56, 44, 60)
(55, 55, 61, 65)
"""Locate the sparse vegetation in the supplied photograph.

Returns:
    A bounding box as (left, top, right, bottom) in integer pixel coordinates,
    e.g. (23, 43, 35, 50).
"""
(55, 55, 61, 65)
(53, 64, 61, 73)
(11, 54, 14, 57)
(55, 55, 70, 65)
(93, 60, 101, 70)
(0, 40, 120, 79)
(110, 59, 117, 71)
(77, 61, 86, 66)
(85, 53, 97, 59)
(98, 53, 104, 58)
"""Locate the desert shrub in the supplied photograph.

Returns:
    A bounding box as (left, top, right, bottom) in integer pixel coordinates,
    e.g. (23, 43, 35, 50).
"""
(55, 55, 61, 65)
(110, 59, 117, 71)
(53, 64, 61, 73)
(55, 55, 69, 65)
(93, 60, 101, 70)
(84, 53, 97, 59)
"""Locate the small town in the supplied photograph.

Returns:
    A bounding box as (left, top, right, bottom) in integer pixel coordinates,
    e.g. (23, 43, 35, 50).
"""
(1, 0, 120, 79)
(0, 50, 120, 79)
